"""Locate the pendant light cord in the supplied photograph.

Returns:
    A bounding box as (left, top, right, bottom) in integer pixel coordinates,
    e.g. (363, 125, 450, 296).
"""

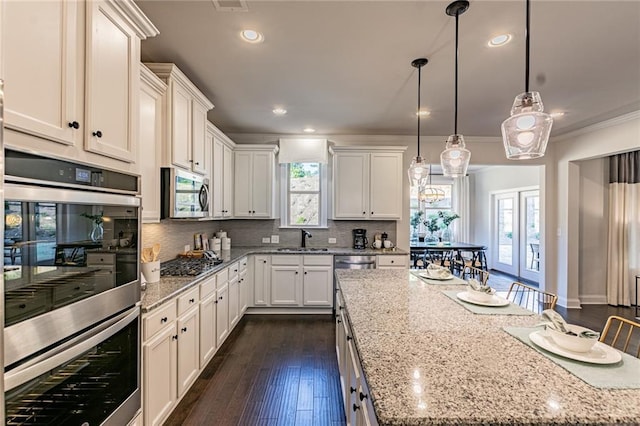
(525, 0, 530, 93)
(417, 64, 422, 157)
(454, 9, 460, 135)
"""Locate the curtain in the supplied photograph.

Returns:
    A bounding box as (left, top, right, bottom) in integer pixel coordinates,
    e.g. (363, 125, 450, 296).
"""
(452, 176, 470, 242)
(606, 150, 640, 306)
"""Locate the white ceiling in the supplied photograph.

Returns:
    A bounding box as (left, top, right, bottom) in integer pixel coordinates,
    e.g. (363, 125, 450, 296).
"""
(136, 0, 640, 138)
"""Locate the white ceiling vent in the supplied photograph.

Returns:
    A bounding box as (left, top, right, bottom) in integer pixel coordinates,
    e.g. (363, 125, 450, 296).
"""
(211, 0, 248, 12)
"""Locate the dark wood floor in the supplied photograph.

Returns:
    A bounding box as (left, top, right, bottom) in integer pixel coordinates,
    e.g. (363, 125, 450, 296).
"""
(165, 315, 345, 426)
(167, 307, 639, 426)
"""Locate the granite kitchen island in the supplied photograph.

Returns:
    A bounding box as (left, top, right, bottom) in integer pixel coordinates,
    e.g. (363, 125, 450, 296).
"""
(335, 269, 640, 425)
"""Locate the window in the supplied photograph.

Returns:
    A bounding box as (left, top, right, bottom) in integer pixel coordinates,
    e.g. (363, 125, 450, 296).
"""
(281, 162, 327, 227)
(410, 184, 454, 241)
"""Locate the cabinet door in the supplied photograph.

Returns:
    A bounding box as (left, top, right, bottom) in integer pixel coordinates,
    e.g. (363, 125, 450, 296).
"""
(369, 152, 403, 219)
(143, 325, 177, 426)
(216, 284, 229, 347)
(212, 138, 225, 218)
(253, 255, 270, 306)
(140, 68, 165, 223)
(250, 151, 273, 218)
(2, 0, 82, 146)
(234, 151, 252, 218)
(346, 339, 362, 426)
(85, 0, 138, 163)
(177, 307, 200, 398)
(199, 294, 217, 368)
(334, 153, 368, 219)
(191, 101, 207, 174)
(239, 269, 249, 314)
(170, 82, 192, 170)
(222, 144, 234, 217)
(228, 275, 240, 328)
(302, 266, 333, 306)
(270, 266, 300, 306)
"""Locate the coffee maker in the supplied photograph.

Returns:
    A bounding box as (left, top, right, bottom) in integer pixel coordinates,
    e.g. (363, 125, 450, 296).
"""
(353, 229, 368, 249)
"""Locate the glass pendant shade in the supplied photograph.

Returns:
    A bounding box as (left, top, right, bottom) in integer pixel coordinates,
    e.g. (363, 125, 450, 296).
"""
(501, 91, 553, 159)
(408, 155, 429, 187)
(440, 134, 470, 177)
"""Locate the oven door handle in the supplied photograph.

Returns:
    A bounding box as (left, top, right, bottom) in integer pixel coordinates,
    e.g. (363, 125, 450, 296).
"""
(199, 183, 210, 211)
(4, 306, 139, 392)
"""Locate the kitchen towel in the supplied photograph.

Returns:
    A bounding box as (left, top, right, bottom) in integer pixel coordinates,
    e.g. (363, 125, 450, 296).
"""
(441, 290, 534, 315)
(504, 326, 640, 389)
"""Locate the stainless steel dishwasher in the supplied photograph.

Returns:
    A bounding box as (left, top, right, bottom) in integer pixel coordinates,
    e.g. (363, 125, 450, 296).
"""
(334, 255, 376, 269)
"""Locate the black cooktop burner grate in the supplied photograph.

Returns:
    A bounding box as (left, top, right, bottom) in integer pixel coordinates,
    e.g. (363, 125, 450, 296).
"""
(160, 258, 223, 277)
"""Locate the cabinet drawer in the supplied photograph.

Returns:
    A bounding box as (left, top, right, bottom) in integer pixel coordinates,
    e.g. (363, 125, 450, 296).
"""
(377, 255, 408, 267)
(216, 268, 229, 289)
(200, 275, 216, 299)
(303, 255, 333, 266)
(239, 256, 248, 272)
(143, 300, 176, 341)
(177, 287, 200, 316)
(229, 262, 240, 280)
(271, 255, 301, 266)
(86, 252, 116, 265)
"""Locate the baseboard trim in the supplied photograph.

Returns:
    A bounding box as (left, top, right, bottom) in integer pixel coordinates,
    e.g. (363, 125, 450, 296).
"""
(579, 295, 608, 305)
(558, 296, 582, 309)
(245, 307, 333, 315)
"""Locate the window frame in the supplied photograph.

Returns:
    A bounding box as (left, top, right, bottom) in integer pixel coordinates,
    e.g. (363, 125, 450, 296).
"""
(279, 162, 328, 228)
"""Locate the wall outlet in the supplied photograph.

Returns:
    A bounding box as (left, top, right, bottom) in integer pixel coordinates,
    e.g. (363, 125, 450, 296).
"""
(271, 235, 280, 244)
(184, 244, 191, 253)
(262, 237, 271, 244)
(328, 237, 337, 244)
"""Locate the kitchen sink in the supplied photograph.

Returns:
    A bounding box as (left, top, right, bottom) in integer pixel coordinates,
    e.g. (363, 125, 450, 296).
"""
(276, 247, 329, 252)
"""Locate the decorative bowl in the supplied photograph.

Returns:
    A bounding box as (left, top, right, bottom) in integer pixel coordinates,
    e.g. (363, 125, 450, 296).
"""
(546, 324, 599, 353)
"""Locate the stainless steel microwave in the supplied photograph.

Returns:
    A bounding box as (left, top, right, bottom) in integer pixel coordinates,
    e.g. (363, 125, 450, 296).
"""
(161, 167, 209, 218)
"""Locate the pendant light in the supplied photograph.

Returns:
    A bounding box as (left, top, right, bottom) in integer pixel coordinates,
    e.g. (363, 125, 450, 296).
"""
(501, 0, 553, 159)
(440, 0, 471, 178)
(407, 58, 430, 187)
(419, 164, 445, 204)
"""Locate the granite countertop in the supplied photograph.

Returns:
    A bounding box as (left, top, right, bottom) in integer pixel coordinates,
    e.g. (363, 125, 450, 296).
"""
(140, 246, 408, 313)
(335, 269, 640, 425)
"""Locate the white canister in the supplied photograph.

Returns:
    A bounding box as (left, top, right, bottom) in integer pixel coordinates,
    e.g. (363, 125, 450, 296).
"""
(221, 237, 231, 250)
(212, 238, 222, 253)
(216, 231, 227, 239)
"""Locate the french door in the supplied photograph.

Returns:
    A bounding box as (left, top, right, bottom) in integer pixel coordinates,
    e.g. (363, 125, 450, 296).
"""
(493, 190, 540, 281)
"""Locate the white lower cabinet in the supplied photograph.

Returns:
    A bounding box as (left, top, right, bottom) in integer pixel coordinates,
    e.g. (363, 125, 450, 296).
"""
(229, 274, 240, 328)
(336, 290, 378, 426)
(143, 320, 177, 426)
(253, 255, 271, 306)
(176, 306, 200, 397)
(268, 255, 333, 308)
(216, 282, 229, 347)
(239, 265, 249, 314)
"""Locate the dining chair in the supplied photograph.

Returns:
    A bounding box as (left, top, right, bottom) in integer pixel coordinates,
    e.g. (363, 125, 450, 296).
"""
(529, 243, 540, 271)
(505, 282, 557, 314)
(599, 315, 640, 358)
(462, 265, 489, 285)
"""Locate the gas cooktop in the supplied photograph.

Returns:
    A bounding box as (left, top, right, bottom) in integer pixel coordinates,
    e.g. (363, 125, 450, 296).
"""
(160, 258, 223, 277)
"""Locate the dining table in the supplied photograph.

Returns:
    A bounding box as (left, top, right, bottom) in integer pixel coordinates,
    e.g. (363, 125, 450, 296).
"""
(410, 241, 487, 270)
(335, 269, 640, 425)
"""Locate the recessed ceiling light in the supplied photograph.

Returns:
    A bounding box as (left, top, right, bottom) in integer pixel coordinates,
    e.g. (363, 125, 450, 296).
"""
(416, 110, 431, 117)
(488, 34, 511, 47)
(550, 111, 565, 118)
(241, 29, 263, 43)
(272, 107, 287, 115)
(303, 127, 316, 133)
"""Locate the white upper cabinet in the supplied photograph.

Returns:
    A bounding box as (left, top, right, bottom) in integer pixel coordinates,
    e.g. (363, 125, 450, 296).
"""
(139, 65, 167, 223)
(209, 123, 235, 218)
(332, 146, 406, 220)
(144, 63, 214, 175)
(1, 0, 158, 172)
(234, 145, 278, 219)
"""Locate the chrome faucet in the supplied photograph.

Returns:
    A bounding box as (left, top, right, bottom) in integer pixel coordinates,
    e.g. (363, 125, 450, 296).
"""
(301, 229, 312, 248)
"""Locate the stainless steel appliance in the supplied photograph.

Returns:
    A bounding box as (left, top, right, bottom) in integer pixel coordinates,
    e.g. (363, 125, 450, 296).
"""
(160, 257, 223, 277)
(161, 167, 209, 218)
(334, 255, 376, 270)
(352, 228, 368, 249)
(3, 149, 141, 365)
(1, 79, 5, 423)
(4, 306, 140, 425)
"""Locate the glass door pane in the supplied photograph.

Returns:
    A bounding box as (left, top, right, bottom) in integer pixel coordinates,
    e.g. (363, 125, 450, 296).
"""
(494, 193, 517, 275)
(520, 190, 540, 281)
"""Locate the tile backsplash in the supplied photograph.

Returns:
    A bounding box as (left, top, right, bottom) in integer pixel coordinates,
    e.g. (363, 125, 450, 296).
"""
(142, 219, 396, 262)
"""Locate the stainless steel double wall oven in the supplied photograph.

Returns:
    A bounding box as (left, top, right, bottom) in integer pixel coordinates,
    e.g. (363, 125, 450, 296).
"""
(3, 149, 142, 425)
